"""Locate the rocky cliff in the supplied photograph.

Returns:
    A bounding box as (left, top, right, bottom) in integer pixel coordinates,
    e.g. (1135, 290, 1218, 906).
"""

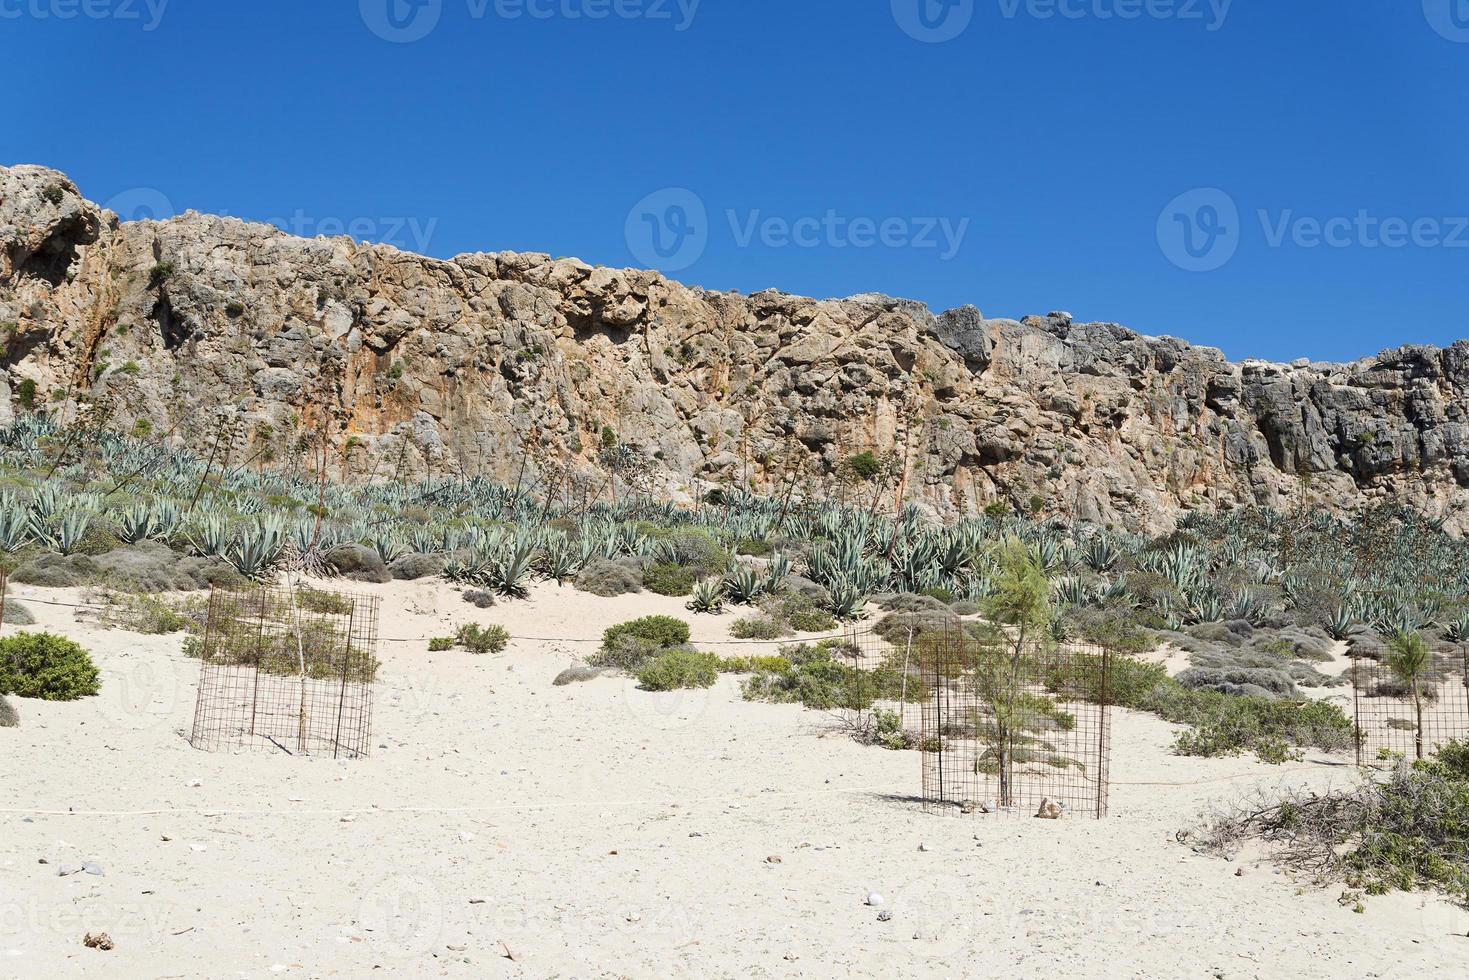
(2, 164, 1466, 531)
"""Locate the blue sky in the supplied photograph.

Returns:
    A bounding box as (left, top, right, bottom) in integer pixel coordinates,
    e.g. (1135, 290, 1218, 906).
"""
(3, 0, 1466, 361)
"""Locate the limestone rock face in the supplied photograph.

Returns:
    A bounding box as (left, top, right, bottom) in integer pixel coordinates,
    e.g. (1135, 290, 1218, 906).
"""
(2, 165, 1466, 531)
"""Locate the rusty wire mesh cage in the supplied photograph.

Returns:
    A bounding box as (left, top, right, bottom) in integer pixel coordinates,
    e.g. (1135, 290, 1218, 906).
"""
(1352, 643, 1469, 767)
(915, 625, 1113, 818)
(189, 586, 380, 759)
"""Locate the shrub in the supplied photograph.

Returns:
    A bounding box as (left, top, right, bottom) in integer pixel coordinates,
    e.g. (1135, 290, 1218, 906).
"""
(759, 591, 836, 634)
(0, 632, 101, 701)
(295, 588, 353, 615)
(730, 615, 784, 640)
(455, 623, 510, 655)
(575, 557, 643, 597)
(636, 649, 719, 691)
(844, 451, 882, 482)
(643, 562, 696, 597)
(643, 526, 730, 577)
(602, 616, 690, 653)
(16, 378, 37, 410)
(96, 592, 196, 634)
(1041, 652, 1355, 761)
(462, 588, 496, 608)
(147, 261, 175, 288)
(428, 636, 454, 652)
(0, 694, 17, 728)
(553, 664, 603, 686)
(589, 635, 665, 673)
(1, 600, 35, 626)
(717, 655, 791, 674)
(735, 538, 773, 557)
(740, 640, 921, 711)
(1192, 744, 1469, 907)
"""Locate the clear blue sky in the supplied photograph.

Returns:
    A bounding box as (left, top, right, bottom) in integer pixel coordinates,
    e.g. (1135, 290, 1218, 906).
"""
(4, 0, 1466, 361)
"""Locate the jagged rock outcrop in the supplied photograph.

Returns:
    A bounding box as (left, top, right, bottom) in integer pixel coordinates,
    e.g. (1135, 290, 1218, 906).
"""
(2, 164, 1467, 531)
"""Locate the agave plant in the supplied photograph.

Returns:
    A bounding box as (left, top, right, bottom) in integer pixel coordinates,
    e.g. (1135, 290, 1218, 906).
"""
(225, 518, 286, 578)
(826, 574, 869, 621)
(117, 501, 159, 544)
(55, 509, 93, 555)
(0, 505, 33, 552)
(1324, 604, 1359, 642)
(188, 513, 230, 558)
(1052, 576, 1091, 608)
(723, 567, 764, 605)
(484, 540, 536, 598)
(687, 577, 725, 614)
(763, 552, 791, 593)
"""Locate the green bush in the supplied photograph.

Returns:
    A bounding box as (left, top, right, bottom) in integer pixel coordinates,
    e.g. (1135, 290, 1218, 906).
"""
(717, 654, 791, 674)
(636, 649, 719, 691)
(1041, 652, 1355, 761)
(0, 632, 101, 701)
(455, 623, 510, 654)
(643, 562, 696, 597)
(844, 451, 882, 482)
(740, 640, 923, 711)
(1197, 742, 1469, 907)
(730, 615, 784, 640)
(589, 635, 666, 672)
(760, 592, 837, 634)
(601, 616, 690, 654)
(97, 593, 197, 634)
(428, 636, 454, 652)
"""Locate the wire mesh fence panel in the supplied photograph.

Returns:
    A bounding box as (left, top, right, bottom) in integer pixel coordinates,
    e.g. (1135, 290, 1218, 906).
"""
(835, 625, 928, 749)
(1352, 645, 1469, 767)
(917, 625, 1112, 818)
(189, 585, 379, 759)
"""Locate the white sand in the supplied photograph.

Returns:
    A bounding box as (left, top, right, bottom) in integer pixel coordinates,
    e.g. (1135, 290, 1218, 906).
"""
(2, 579, 1465, 978)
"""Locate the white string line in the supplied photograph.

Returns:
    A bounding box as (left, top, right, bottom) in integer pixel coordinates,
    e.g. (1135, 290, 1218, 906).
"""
(2, 762, 1355, 819)
(2, 785, 892, 818)
(5, 592, 876, 646)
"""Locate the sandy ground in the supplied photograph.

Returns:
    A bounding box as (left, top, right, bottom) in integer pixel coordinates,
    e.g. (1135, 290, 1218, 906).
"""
(2, 578, 1467, 979)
